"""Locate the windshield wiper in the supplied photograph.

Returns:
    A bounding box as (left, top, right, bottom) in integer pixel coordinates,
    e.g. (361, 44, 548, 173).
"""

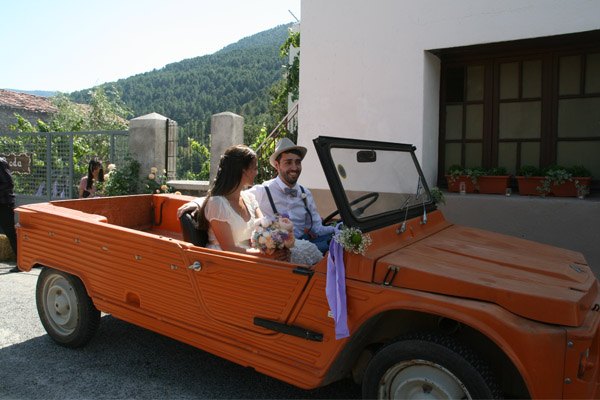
(397, 177, 428, 233)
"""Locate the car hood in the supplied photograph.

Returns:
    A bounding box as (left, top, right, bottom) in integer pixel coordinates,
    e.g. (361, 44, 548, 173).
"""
(376, 224, 597, 326)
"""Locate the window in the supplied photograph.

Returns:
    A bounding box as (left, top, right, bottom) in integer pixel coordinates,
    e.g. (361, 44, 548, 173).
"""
(437, 30, 600, 186)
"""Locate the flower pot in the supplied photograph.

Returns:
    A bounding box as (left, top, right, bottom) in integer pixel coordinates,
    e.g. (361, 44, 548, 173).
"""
(517, 176, 592, 197)
(551, 177, 592, 197)
(446, 175, 476, 193)
(516, 176, 544, 196)
(477, 175, 510, 194)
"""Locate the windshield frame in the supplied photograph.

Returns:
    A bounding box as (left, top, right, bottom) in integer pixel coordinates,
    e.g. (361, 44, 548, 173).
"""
(313, 136, 437, 232)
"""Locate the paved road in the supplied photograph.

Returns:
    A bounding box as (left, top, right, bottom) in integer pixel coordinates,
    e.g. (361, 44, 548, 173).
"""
(0, 261, 361, 399)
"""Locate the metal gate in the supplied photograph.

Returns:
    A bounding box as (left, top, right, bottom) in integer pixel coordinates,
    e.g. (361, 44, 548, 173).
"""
(0, 130, 128, 205)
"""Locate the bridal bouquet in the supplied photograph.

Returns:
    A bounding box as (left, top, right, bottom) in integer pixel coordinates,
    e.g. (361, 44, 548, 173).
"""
(251, 215, 295, 255)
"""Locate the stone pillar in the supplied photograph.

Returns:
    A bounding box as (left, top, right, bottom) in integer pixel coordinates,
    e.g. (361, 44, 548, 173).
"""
(209, 112, 244, 182)
(129, 112, 175, 181)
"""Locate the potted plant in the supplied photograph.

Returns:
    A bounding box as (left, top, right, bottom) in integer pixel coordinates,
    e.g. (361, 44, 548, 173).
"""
(539, 165, 592, 197)
(477, 167, 511, 194)
(446, 165, 510, 194)
(517, 165, 592, 197)
(566, 165, 592, 198)
(445, 165, 481, 193)
(516, 165, 544, 196)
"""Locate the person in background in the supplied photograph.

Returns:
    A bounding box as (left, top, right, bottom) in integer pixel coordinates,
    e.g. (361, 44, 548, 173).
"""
(79, 158, 104, 198)
(0, 156, 19, 273)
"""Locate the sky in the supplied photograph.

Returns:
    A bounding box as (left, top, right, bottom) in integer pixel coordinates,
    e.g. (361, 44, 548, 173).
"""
(0, 0, 301, 93)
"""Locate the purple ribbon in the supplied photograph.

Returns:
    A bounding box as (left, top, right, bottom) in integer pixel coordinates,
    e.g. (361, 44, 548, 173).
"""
(326, 238, 350, 339)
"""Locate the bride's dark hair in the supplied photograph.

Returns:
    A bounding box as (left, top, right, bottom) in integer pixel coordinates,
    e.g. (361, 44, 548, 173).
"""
(196, 145, 256, 231)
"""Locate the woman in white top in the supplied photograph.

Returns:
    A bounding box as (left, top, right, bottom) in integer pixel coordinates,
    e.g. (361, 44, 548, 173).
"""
(196, 145, 289, 260)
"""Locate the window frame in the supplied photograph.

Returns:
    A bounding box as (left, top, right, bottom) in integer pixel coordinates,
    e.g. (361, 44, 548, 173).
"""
(436, 30, 600, 188)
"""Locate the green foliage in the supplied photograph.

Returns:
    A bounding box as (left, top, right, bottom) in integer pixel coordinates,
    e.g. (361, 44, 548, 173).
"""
(429, 187, 446, 205)
(517, 165, 591, 196)
(537, 166, 571, 196)
(101, 158, 141, 196)
(8, 114, 37, 133)
(486, 167, 507, 176)
(86, 86, 132, 130)
(279, 29, 300, 102)
(567, 165, 591, 177)
(517, 165, 542, 177)
(176, 137, 210, 180)
(447, 165, 486, 184)
(448, 165, 509, 183)
(250, 125, 278, 183)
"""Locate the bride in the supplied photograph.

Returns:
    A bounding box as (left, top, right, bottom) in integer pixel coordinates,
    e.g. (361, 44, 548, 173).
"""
(195, 144, 322, 265)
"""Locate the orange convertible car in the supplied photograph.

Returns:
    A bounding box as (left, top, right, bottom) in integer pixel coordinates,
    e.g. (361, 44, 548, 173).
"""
(16, 137, 600, 399)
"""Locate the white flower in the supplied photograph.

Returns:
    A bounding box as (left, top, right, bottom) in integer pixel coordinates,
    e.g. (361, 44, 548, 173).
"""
(334, 226, 372, 255)
(150, 167, 158, 174)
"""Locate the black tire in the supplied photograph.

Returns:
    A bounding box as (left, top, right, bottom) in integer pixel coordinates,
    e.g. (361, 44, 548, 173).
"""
(36, 268, 100, 348)
(362, 333, 501, 399)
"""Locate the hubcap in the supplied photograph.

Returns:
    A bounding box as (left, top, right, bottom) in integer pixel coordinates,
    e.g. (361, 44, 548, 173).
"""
(43, 275, 78, 336)
(379, 360, 471, 399)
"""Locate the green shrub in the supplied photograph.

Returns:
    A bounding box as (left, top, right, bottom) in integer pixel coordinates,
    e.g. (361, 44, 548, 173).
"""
(486, 167, 508, 176)
(517, 165, 542, 177)
(567, 165, 591, 177)
(101, 158, 140, 196)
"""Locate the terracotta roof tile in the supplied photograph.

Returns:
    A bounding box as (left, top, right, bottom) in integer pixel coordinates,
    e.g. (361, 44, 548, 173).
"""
(0, 89, 58, 113)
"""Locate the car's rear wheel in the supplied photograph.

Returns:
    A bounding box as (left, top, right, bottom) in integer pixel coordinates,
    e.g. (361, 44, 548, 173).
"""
(362, 333, 501, 399)
(36, 268, 100, 348)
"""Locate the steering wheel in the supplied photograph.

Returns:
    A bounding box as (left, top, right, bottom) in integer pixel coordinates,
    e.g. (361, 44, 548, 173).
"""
(322, 192, 379, 225)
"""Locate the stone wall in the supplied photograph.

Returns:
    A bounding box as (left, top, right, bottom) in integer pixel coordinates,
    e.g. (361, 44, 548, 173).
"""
(0, 107, 52, 132)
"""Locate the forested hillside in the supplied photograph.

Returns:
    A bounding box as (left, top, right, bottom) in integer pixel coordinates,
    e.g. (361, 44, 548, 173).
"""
(70, 24, 292, 144)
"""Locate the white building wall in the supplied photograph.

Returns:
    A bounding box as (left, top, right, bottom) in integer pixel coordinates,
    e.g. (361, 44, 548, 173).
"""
(299, 0, 600, 189)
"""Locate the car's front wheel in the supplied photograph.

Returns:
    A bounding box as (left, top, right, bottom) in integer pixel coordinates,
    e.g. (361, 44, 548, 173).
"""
(362, 333, 501, 399)
(36, 268, 100, 348)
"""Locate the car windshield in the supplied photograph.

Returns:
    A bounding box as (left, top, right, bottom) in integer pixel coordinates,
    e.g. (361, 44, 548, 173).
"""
(314, 137, 435, 231)
(330, 147, 430, 219)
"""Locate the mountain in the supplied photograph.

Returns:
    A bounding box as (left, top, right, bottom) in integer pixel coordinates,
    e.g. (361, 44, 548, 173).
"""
(3, 89, 57, 97)
(69, 24, 293, 142)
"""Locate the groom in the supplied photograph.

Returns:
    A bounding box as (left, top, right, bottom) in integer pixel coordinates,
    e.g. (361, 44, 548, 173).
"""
(177, 138, 335, 253)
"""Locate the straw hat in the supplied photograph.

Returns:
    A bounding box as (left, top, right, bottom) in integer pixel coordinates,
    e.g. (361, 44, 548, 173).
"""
(269, 138, 307, 168)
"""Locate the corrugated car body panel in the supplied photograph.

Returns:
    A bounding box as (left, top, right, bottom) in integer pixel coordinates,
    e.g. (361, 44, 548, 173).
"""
(17, 203, 205, 328)
(183, 248, 310, 334)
